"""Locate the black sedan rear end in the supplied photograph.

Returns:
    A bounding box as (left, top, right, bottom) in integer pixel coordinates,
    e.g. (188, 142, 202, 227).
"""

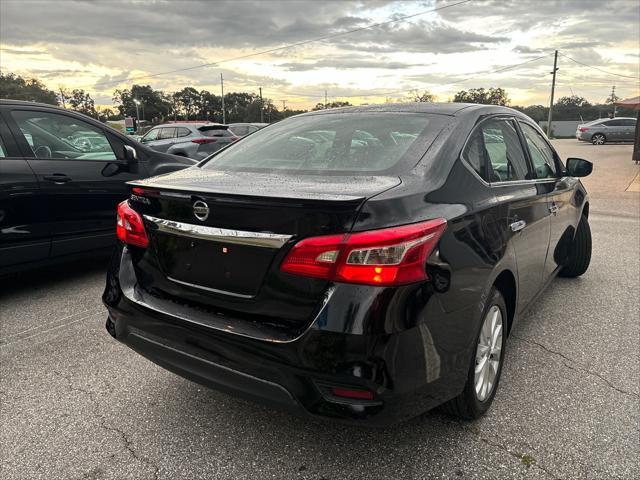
(103, 103, 591, 425)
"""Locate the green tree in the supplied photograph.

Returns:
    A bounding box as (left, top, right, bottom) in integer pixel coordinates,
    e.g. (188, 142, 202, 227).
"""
(312, 101, 352, 111)
(113, 85, 169, 122)
(0, 72, 58, 105)
(174, 87, 201, 120)
(67, 89, 97, 117)
(453, 87, 510, 106)
(408, 89, 436, 103)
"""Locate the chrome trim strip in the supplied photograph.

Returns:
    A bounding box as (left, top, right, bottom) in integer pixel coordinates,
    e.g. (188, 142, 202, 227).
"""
(144, 215, 292, 248)
(166, 275, 254, 299)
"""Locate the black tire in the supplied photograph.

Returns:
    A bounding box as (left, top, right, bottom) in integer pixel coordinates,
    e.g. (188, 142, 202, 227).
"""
(441, 288, 508, 420)
(559, 215, 592, 277)
(591, 133, 606, 145)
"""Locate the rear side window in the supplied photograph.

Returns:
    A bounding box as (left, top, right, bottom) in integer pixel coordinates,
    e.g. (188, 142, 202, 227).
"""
(519, 122, 557, 179)
(0, 136, 6, 157)
(202, 113, 445, 174)
(176, 127, 191, 137)
(463, 118, 529, 182)
(158, 127, 176, 140)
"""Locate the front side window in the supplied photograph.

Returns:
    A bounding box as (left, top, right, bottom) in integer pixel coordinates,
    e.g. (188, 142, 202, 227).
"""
(202, 112, 446, 174)
(11, 110, 117, 161)
(620, 119, 636, 127)
(519, 122, 557, 179)
(463, 118, 529, 182)
(141, 128, 160, 142)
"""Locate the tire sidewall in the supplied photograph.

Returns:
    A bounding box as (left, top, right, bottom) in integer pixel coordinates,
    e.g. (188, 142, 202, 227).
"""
(464, 288, 508, 417)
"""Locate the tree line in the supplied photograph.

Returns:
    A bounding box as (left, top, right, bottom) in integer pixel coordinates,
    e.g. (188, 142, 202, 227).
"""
(0, 73, 633, 125)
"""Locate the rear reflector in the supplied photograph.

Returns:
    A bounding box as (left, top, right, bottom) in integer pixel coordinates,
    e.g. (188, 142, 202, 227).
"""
(331, 387, 375, 400)
(116, 200, 149, 248)
(280, 219, 447, 286)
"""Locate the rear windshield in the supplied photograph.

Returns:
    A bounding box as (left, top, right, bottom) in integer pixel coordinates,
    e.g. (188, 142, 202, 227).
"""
(200, 112, 447, 174)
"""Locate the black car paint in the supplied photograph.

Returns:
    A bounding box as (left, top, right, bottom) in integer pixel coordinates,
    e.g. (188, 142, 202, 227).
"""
(0, 100, 195, 273)
(103, 103, 590, 425)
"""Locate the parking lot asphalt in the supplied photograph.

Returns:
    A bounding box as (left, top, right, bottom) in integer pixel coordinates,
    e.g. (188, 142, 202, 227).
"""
(1, 140, 638, 480)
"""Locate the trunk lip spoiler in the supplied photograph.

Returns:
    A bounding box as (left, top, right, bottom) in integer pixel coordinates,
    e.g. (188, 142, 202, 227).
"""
(144, 215, 292, 249)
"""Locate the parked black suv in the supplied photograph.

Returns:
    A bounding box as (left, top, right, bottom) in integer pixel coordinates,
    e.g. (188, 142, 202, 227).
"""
(0, 100, 195, 274)
(103, 103, 592, 425)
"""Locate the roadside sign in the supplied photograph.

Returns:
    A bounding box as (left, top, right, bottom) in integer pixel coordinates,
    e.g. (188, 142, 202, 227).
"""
(125, 116, 136, 133)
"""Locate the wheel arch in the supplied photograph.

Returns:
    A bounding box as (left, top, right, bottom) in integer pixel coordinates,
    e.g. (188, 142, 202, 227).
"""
(493, 270, 517, 334)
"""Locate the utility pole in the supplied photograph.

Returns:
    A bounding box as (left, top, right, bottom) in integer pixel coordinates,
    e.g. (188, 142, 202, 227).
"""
(610, 85, 618, 117)
(259, 87, 264, 123)
(220, 73, 226, 124)
(282, 99, 286, 111)
(59, 87, 67, 108)
(324, 90, 328, 109)
(546, 50, 559, 138)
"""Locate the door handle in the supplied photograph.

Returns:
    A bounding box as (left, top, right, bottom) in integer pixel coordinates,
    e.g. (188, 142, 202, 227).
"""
(510, 220, 527, 232)
(549, 203, 559, 214)
(43, 174, 72, 184)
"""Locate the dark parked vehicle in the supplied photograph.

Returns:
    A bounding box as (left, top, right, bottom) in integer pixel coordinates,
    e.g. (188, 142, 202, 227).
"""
(0, 100, 195, 274)
(140, 123, 239, 159)
(576, 117, 636, 144)
(103, 103, 592, 425)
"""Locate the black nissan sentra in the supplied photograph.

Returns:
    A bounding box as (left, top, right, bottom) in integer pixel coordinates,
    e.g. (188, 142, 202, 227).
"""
(103, 103, 592, 425)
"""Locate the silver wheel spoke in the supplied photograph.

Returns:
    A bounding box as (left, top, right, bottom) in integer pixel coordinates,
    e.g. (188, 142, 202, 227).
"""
(474, 305, 503, 402)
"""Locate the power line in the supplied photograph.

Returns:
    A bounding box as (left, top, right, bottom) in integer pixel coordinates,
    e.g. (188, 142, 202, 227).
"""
(558, 52, 638, 80)
(86, 0, 473, 90)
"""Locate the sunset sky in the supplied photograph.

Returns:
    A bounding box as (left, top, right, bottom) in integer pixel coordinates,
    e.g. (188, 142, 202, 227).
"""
(1, 0, 638, 109)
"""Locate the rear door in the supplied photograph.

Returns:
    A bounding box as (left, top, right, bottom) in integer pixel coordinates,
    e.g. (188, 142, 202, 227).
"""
(518, 121, 575, 279)
(5, 107, 144, 257)
(0, 113, 50, 269)
(465, 116, 551, 310)
(621, 118, 636, 141)
(149, 127, 176, 153)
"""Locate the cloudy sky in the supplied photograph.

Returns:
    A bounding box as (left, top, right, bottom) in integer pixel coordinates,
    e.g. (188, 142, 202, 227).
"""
(1, 0, 638, 109)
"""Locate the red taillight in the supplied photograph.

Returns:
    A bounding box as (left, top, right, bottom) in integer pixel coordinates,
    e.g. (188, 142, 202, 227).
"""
(280, 219, 447, 286)
(579, 127, 588, 132)
(116, 200, 149, 248)
(191, 138, 217, 144)
(331, 387, 374, 400)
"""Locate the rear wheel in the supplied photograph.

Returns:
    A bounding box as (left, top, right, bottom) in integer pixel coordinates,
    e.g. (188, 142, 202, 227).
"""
(591, 133, 606, 145)
(559, 215, 592, 277)
(442, 288, 507, 419)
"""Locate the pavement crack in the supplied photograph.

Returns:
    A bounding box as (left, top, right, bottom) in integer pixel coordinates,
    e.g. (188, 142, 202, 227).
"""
(511, 335, 639, 400)
(459, 423, 561, 480)
(53, 370, 160, 480)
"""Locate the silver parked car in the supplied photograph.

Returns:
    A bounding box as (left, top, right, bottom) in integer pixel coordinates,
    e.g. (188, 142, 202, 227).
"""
(228, 122, 268, 137)
(140, 123, 239, 159)
(576, 117, 636, 145)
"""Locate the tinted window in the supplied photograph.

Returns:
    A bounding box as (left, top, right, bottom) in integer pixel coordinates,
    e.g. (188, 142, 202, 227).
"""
(11, 110, 116, 161)
(0, 136, 6, 157)
(176, 127, 191, 137)
(158, 127, 176, 140)
(141, 128, 160, 142)
(519, 122, 557, 179)
(620, 119, 636, 127)
(604, 119, 624, 127)
(464, 118, 529, 182)
(202, 113, 444, 174)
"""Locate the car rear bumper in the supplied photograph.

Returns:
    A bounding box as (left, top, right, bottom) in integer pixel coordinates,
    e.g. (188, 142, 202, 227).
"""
(103, 245, 480, 426)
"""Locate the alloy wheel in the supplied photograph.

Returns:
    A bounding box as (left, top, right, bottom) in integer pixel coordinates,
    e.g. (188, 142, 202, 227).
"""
(474, 305, 503, 402)
(592, 134, 605, 145)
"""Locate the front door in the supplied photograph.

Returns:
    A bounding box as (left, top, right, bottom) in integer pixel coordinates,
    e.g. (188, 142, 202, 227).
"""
(0, 116, 51, 269)
(5, 107, 143, 257)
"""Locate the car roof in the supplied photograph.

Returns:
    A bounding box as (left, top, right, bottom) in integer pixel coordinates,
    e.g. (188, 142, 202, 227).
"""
(297, 102, 517, 118)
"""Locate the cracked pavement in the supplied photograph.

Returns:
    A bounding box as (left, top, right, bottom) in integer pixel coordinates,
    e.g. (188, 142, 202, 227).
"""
(1, 140, 638, 479)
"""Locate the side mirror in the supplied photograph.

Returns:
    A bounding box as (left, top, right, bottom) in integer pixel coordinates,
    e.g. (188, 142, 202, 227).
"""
(566, 157, 592, 177)
(123, 145, 138, 163)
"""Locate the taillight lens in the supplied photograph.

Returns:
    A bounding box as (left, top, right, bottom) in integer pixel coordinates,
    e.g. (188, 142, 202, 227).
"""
(116, 200, 149, 248)
(579, 127, 588, 132)
(192, 138, 217, 144)
(280, 219, 446, 286)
